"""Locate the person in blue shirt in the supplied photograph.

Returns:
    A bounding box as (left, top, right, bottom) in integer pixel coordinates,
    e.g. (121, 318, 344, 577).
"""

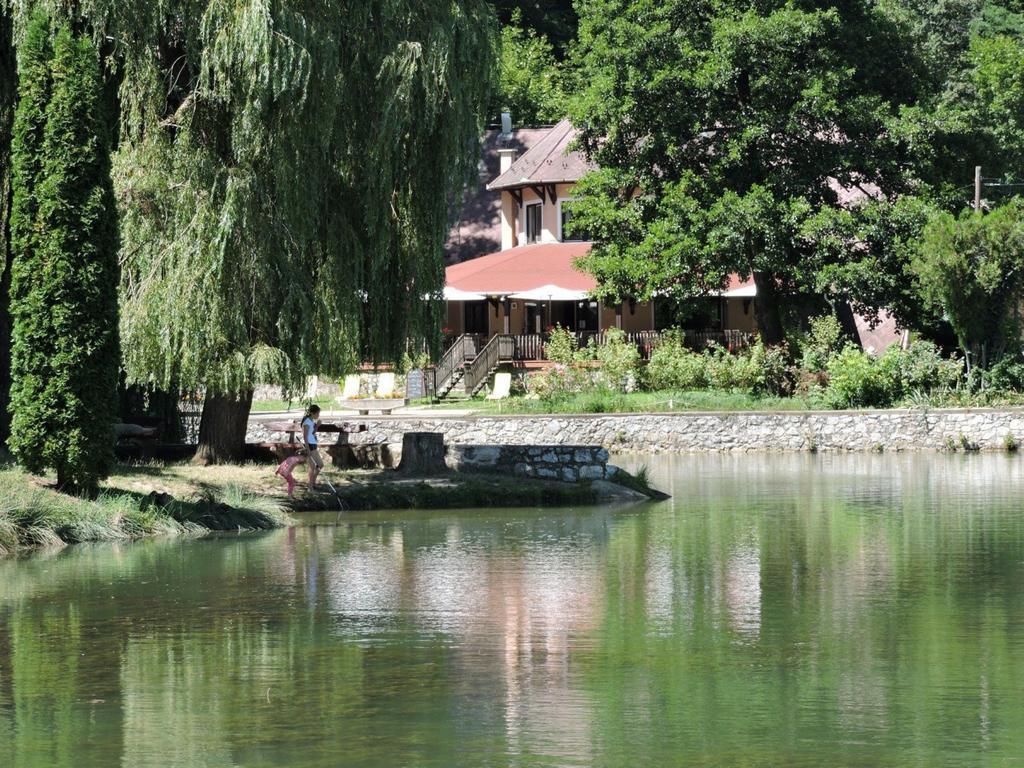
(302, 404, 323, 491)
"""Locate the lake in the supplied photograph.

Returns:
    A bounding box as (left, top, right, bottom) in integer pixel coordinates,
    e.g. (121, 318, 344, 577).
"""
(2, 453, 1024, 767)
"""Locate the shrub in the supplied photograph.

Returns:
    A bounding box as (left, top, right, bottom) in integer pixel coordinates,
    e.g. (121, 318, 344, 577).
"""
(749, 341, 793, 397)
(986, 350, 1024, 392)
(545, 325, 579, 365)
(706, 344, 761, 392)
(594, 328, 641, 392)
(824, 348, 897, 408)
(889, 340, 964, 395)
(801, 314, 847, 373)
(646, 332, 708, 390)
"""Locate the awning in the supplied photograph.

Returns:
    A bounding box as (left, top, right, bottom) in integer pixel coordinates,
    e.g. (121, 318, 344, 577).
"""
(509, 284, 589, 302)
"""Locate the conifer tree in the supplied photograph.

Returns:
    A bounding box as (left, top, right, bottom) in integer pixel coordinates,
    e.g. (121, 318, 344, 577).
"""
(0, 5, 15, 448)
(8, 13, 120, 493)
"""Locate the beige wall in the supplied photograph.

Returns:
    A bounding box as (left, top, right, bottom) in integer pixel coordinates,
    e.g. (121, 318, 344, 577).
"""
(514, 183, 578, 246)
(597, 301, 655, 332)
(723, 298, 756, 332)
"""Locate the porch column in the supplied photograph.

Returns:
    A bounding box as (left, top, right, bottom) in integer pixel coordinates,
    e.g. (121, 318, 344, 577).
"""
(503, 297, 510, 334)
(615, 303, 623, 330)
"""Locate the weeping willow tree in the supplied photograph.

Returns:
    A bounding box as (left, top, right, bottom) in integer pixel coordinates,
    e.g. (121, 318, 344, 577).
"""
(6, 0, 496, 462)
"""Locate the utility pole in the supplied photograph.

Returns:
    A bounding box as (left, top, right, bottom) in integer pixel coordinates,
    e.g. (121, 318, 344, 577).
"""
(975, 166, 982, 211)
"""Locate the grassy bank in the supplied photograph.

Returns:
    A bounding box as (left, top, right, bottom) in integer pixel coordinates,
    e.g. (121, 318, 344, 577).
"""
(426, 390, 820, 415)
(0, 464, 291, 557)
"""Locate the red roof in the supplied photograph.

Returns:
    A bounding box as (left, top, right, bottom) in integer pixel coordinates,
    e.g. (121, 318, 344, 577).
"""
(445, 242, 595, 294)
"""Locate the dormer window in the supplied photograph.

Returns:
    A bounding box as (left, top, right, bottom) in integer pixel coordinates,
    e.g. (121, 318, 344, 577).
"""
(525, 202, 542, 244)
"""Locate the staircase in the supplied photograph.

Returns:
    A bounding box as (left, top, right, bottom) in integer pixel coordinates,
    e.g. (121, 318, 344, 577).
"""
(434, 334, 516, 399)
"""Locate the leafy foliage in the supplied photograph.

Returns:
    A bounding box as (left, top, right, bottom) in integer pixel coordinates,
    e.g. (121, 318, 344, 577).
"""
(800, 315, 848, 374)
(912, 200, 1024, 369)
(593, 328, 640, 392)
(7, 0, 497, 399)
(493, 10, 566, 124)
(646, 332, 708, 391)
(7, 13, 120, 493)
(569, 0, 924, 343)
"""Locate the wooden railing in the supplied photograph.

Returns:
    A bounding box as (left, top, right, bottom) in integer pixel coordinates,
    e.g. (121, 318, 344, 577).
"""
(433, 334, 470, 396)
(430, 328, 757, 397)
(463, 334, 515, 395)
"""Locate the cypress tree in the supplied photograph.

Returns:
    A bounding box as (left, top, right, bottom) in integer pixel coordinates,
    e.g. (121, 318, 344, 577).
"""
(0, 5, 16, 450)
(8, 15, 120, 494)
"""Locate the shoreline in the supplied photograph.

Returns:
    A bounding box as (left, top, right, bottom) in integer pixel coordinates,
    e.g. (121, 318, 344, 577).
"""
(0, 462, 660, 557)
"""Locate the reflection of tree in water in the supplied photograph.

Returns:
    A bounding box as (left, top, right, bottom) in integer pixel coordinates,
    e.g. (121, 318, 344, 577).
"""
(4, 458, 1024, 765)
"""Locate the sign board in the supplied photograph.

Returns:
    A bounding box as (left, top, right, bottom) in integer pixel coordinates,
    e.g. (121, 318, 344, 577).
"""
(406, 369, 426, 400)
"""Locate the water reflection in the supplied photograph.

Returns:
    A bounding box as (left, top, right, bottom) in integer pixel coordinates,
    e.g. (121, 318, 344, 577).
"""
(1, 454, 1024, 766)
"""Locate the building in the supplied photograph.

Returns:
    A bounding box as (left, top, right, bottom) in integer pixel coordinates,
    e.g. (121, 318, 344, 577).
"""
(442, 119, 757, 343)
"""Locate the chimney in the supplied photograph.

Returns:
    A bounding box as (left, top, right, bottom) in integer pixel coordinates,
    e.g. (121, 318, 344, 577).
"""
(498, 147, 516, 175)
(498, 111, 516, 174)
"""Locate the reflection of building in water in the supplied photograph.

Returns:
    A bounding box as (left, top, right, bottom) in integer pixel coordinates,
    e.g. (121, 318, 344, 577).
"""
(322, 519, 607, 763)
(723, 543, 762, 639)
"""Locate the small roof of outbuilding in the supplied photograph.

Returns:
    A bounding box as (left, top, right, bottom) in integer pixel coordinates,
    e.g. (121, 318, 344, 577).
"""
(486, 119, 596, 192)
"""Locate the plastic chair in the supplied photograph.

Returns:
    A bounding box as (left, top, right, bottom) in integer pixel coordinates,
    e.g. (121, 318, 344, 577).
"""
(339, 374, 361, 399)
(486, 372, 512, 400)
(375, 372, 396, 398)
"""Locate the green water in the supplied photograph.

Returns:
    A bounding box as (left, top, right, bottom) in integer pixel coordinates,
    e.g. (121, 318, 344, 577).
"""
(3, 453, 1024, 767)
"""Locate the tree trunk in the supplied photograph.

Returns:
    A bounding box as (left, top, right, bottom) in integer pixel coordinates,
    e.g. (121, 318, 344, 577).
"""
(398, 432, 447, 476)
(752, 271, 785, 346)
(194, 390, 253, 465)
(834, 300, 863, 349)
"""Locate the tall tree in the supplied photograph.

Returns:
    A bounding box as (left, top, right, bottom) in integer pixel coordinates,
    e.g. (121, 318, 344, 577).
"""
(7, 0, 497, 464)
(492, 9, 567, 124)
(0, 5, 15, 450)
(567, 0, 924, 344)
(8, 13, 120, 493)
(912, 200, 1024, 371)
(491, 0, 578, 56)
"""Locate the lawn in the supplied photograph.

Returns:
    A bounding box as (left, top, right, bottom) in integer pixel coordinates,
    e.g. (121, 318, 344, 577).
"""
(424, 390, 822, 415)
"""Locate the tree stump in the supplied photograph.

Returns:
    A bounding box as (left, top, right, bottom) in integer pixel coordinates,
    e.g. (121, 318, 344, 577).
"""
(397, 432, 446, 476)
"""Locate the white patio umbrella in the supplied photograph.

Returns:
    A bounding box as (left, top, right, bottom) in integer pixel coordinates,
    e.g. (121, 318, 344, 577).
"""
(508, 284, 589, 302)
(443, 286, 487, 301)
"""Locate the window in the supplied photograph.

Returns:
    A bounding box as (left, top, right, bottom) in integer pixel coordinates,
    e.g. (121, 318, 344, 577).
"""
(525, 203, 542, 244)
(464, 301, 488, 334)
(559, 198, 589, 242)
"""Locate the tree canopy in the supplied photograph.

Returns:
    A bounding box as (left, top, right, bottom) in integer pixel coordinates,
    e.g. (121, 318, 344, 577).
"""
(5, 0, 496, 398)
(568, 0, 925, 343)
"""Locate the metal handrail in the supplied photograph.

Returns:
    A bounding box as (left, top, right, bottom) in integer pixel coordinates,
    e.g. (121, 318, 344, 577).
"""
(434, 334, 469, 395)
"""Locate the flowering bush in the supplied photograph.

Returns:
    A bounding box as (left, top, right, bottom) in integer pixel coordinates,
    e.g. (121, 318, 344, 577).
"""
(594, 328, 641, 392)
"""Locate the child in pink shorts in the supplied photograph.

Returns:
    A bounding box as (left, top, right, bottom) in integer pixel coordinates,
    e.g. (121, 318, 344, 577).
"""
(275, 453, 307, 498)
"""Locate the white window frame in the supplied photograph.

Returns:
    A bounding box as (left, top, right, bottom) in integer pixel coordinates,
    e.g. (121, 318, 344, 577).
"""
(524, 201, 543, 244)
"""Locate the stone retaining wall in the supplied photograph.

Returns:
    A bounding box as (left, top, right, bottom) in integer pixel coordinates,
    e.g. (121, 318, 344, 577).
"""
(448, 445, 611, 482)
(247, 409, 1024, 453)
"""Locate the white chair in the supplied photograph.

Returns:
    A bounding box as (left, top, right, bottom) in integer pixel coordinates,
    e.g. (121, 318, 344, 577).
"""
(339, 374, 361, 400)
(375, 372, 396, 398)
(486, 372, 512, 400)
